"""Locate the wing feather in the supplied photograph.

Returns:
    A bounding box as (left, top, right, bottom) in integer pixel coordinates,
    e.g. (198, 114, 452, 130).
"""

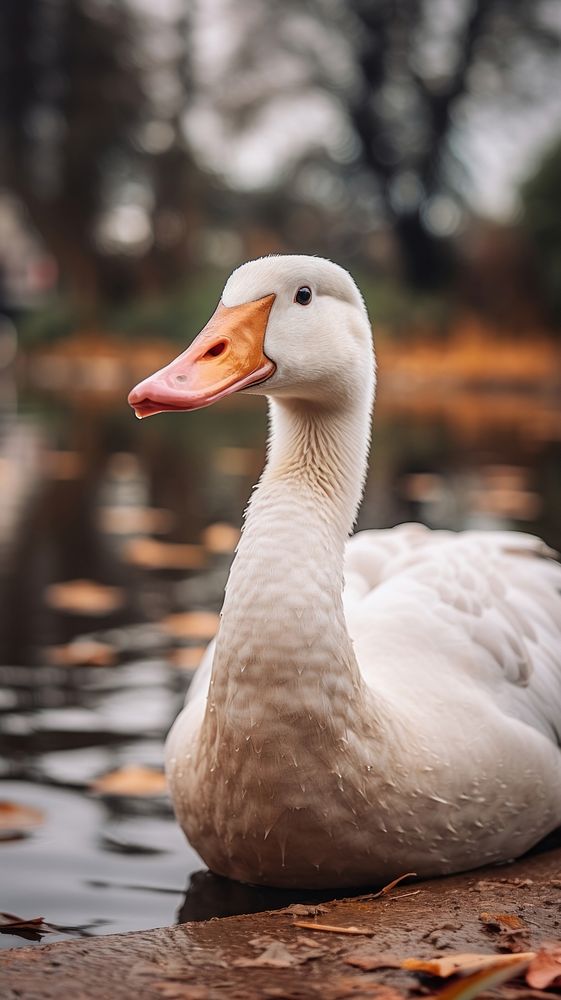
(344, 524, 561, 742)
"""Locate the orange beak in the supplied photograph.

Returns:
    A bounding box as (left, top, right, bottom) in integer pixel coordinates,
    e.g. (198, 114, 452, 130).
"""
(128, 294, 276, 418)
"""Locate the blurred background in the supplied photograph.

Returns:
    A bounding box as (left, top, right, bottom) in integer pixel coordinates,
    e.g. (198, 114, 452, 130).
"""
(0, 0, 560, 949)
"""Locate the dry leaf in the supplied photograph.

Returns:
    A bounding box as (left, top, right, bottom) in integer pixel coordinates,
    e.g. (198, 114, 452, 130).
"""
(327, 979, 406, 1000)
(0, 801, 44, 837)
(162, 611, 220, 640)
(46, 639, 116, 668)
(248, 935, 275, 949)
(292, 921, 373, 936)
(402, 951, 535, 978)
(0, 912, 56, 934)
(45, 579, 124, 615)
(90, 765, 168, 796)
(433, 955, 533, 1000)
(344, 951, 402, 971)
(277, 903, 329, 917)
(168, 647, 207, 672)
(123, 538, 206, 571)
(479, 912, 524, 932)
(99, 506, 173, 535)
(153, 986, 211, 1000)
(234, 942, 300, 968)
(526, 943, 561, 989)
(201, 522, 239, 554)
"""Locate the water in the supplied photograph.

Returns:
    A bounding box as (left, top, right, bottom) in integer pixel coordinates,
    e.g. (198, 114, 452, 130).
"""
(1, 357, 560, 949)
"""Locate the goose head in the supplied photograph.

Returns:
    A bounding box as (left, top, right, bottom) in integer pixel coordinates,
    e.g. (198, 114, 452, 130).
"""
(128, 255, 374, 417)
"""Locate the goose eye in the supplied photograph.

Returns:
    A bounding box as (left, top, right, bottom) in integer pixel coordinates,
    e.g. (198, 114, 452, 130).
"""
(294, 286, 312, 306)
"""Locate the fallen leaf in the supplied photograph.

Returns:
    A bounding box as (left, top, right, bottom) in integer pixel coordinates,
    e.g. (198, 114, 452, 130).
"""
(153, 986, 210, 1000)
(479, 912, 524, 932)
(327, 979, 406, 999)
(292, 921, 373, 936)
(162, 611, 220, 640)
(45, 579, 124, 616)
(201, 522, 240, 554)
(0, 801, 44, 838)
(90, 765, 168, 796)
(0, 912, 56, 935)
(168, 647, 207, 672)
(277, 903, 329, 917)
(344, 951, 402, 971)
(526, 943, 561, 989)
(234, 941, 301, 968)
(297, 936, 328, 950)
(248, 935, 275, 949)
(433, 955, 533, 1000)
(123, 538, 206, 571)
(402, 951, 535, 978)
(46, 638, 116, 667)
(99, 506, 173, 535)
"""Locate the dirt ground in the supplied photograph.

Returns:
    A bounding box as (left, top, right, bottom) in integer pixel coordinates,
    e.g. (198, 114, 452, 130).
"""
(2, 844, 561, 1000)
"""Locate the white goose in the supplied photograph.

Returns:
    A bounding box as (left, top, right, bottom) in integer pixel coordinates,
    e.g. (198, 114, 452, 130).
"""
(129, 255, 561, 889)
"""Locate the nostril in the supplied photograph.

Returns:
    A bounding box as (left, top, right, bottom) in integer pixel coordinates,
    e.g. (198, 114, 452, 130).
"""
(202, 340, 227, 360)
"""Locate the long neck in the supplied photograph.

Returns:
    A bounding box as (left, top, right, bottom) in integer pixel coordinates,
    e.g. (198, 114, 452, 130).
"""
(206, 379, 374, 747)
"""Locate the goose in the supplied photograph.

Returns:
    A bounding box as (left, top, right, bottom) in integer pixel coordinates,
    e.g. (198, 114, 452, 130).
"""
(128, 255, 561, 889)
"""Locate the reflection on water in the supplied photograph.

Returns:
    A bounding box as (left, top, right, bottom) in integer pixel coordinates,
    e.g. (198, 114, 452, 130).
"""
(1, 364, 560, 948)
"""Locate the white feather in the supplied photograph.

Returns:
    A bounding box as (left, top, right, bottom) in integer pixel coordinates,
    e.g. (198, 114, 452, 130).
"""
(165, 255, 561, 889)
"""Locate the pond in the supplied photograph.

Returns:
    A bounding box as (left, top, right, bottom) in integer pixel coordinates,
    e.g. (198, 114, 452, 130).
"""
(1, 351, 560, 949)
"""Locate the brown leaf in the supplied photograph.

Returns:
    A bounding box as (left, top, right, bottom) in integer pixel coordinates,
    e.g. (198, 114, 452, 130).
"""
(344, 951, 402, 971)
(248, 935, 275, 949)
(153, 985, 211, 1000)
(46, 639, 116, 668)
(234, 942, 301, 968)
(201, 522, 240, 554)
(277, 903, 329, 917)
(402, 951, 535, 978)
(162, 611, 219, 640)
(0, 912, 56, 934)
(526, 943, 561, 989)
(432, 955, 534, 1000)
(479, 911, 525, 932)
(0, 801, 44, 837)
(45, 579, 124, 616)
(90, 765, 168, 797)
(123, 538, 206, 571)
(297, 936, 328, 950)
(292, 921, 373, 936)
(328, 978, 406, 999)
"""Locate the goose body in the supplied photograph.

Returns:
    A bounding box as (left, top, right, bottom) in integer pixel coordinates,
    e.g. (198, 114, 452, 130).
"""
(129, 255, 561, 888)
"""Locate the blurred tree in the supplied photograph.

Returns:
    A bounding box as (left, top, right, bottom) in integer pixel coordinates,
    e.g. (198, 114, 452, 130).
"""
(520, 138, 561, 327)
(0, 0, 199, 316)
(202, 0, 561, 289)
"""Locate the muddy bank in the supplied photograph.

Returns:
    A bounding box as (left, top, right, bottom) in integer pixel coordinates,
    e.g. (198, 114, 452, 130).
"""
(2, 844, 561, 999)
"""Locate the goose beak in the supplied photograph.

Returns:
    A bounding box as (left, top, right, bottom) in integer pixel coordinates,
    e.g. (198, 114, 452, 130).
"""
(128, 293, 276, 418)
